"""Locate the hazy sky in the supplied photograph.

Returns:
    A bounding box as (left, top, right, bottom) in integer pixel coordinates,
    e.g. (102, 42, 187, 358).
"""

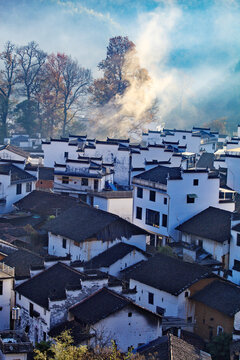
(1, 0, 240, 129)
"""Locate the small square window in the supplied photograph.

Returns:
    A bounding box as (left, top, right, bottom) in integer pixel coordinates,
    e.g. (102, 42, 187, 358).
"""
(149, 190, 156, 202)
(137, 187, 143, 198)
(237, 234, 240, 246)
(128, 312, 132, 317)
(148, 292, 154, 305)
(136, 207, 142, 220)
(164, 197, 167, 205)
(162, 214, 167, 227)
(62, 238, 67, 249)
(16, 183, 22, 195)
(193, 179, 199, 186)
(187, 195, 195, 203)
(183, 135, 186, 140)
(62, 176, 69, 184)
(81, 178, 88, 186)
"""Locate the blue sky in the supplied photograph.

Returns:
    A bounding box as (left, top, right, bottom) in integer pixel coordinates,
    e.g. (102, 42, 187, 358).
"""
(1, 0, 240, 129)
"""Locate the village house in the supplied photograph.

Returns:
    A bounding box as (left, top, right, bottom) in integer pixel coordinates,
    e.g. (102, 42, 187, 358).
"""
(14, 262, 112, 344)
(0, 263, 15, 331)
(122, 253, 215, 333)
(0, 144, 30, 162)
(228, 213, 240, 285)
(190, 279, 240, 342)
(45, 203, 148, 262)
(72, 242, 148, 277)
(87, 190, 133, 222)
(137, 333, 212, 360)
(0, 330, 32, 360)
(0, 161, 37, 214)
(132, 165, 234, 245)
(176, 207, 233, 269)
(67, 287, 162, 352)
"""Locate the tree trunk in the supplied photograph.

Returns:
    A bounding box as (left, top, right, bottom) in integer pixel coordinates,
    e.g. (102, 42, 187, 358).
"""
(62, 103, 67, 137)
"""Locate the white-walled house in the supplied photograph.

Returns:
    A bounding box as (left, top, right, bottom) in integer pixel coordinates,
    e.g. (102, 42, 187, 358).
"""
(0, 330, 32, 360)
(225, 152, 240, 193)
(87, 191, 133, 222)
(73, 242, 148, 277)
(46, 203, 148, 262)
(228, 214, 240, 285)
(132, 165, 234, 245)
(176, 207, 232, 269)
(0, 163, 36, 214)
(14, 262, 111, 344)
(123, 254, 214, 331)
(0, 263, 15, 330)
(0, 144, 29, 162)
(68, 287, 162, 352)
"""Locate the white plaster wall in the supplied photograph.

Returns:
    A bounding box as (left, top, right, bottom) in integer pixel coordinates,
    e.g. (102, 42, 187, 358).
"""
(226, 156, 240, 193)
(43, 141, 78, 168)
(0, 149, 27, 162)
(91, 305, 162, 352)
(108, 198, 133, 222)
(234, 311, 240, 331)
(0, 278, 13, 330)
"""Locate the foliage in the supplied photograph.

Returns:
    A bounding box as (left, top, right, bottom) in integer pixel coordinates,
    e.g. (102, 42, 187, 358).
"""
(206, 333, 232, 360)
(34, 331, 145, 360)
(203, 117, 227, 134)
(157, 245, 177, 258)
(14, 99, 39, 135)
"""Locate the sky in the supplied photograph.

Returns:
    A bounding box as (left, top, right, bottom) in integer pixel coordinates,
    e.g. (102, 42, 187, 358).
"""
(1, 0, 240, 131)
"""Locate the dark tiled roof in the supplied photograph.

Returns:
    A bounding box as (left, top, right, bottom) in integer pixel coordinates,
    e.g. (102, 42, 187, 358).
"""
(38, 167, 54, 180)
(48, 320, 92, 344)
(15, 262, 83, 308)
(1, 248, 43, 280)
(191, 280, 240, 316)
(45, 204, 147, 243)
(14, 190, 82, 216)
(91, 191, 132, 199)
(83, 243, 146, 269)
(122, 254, 213, 295)
(0, 144, 29, 158)
(0, 164, 36, 183)
(69, 287, 160, 325)
(196, 153, 215, 170)
(233, 223, 240, 232)
(133, 166, 182, 185)
(138, 334, 210, 359)
(176, 207, 232, 243)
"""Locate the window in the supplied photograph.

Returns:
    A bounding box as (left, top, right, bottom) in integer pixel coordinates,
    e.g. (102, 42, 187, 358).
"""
(198, 240, 203, 248)
(62, 238, 67, 249)
(128, 312, 132, 317)
(94, 180, 98, 191)
(183, 135, 186, 140)
(26, 182, 32, 192)
(16, 183, 22, 195)
(136, 207, 142, 220)
(148, 292, 154, 305)
(237, 233, 240, 246)
(62, 176, 69, 184)
(137, 187, 143, 198)
(164, 197, 167, 205)
(149, 190, 156, 202)
(29, 302, 34, 317)
(234, 259, 240, 271)
(162, 214, 167, 227)
(0, 281, 2, 295)
(43, 332, 47, 341)
(187, 194, 195, 203)
(64, 152, 68, 158)
(193, 179, 199, 186)
(217, 326, 224, 335)
(19, 293, 21, 300)
(146, 209, 159, 228)
(212, 143, 215, 150)
(81, 178, 88, 186)
(187, 316, 192, 323)
(185, 291, 189, 298)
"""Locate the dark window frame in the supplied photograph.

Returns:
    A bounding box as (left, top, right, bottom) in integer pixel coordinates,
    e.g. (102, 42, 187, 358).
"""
(148, 292, 154, 305)
(237, 233, 240, 246)
(62, 238, 67, 249)
(136, 206, 142, 220)
(145, 209, 160, 228)
(26, 182, 32, 192)
(0, 281, 2, 295)
(137, 187, 143, 198)
(164, 197, 167, 205)
(149, 190, 156, 202)
(193, 179, 199, 186)
(162, 214, 167, 227)
(16, 183, 22, 195)
(81, 178, 88, 186)
(187, 195, 195, 203)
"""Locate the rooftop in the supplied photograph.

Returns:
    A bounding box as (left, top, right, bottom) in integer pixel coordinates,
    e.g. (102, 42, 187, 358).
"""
(45, 204, 147, 243)
(69, 287, 161, 325)
(0, 163, 36, 184)
(133, 165, 182, 185)
(191, 279, 240, 317)
(91, 191, 132, 199)
(122, 253, 213, 295)
(0, 144, 29, 159)
(176, 207, 232, 243)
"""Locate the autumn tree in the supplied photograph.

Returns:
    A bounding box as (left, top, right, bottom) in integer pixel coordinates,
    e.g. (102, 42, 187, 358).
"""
(90, 36, 135, 106)
(0, 41, 19, 139)
(44, 53, 91, 137)
(203, 117, 227, 134)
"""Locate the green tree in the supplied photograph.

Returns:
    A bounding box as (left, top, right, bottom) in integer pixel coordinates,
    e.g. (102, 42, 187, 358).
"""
(14, 99, 39, 135)
(207, 333, 232, 360)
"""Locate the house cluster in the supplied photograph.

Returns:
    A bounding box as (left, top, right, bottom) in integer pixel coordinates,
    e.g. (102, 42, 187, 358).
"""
(1, 124, 240, 359)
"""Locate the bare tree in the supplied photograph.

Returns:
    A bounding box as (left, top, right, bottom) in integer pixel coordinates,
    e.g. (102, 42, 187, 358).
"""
(0, 41, 19, 139)
(17, 41, 47, 100)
